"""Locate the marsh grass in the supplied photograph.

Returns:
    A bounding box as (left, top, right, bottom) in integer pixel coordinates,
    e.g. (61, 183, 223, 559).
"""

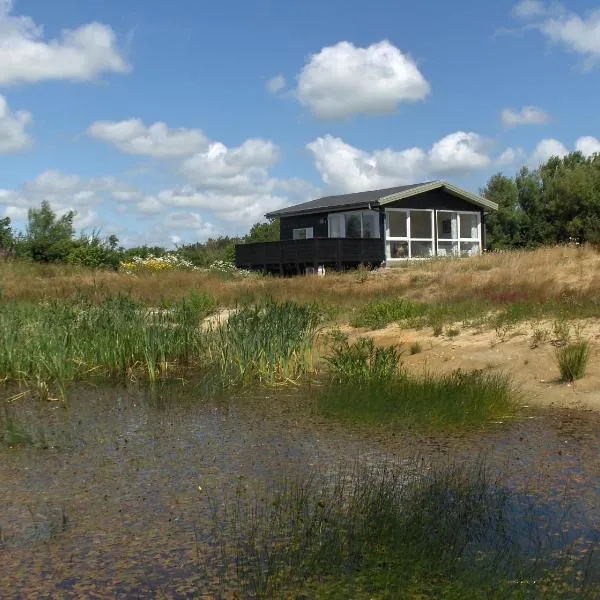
(321, 338, 517, 429)
(0, 294, 320, 391)
(209, 299, 321, 386)
(556, 341, 590, 382)
(215, 461, 597, 598)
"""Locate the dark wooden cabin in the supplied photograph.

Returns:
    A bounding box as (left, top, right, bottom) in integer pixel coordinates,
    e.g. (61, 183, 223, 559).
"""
(235, 180, 498, 274)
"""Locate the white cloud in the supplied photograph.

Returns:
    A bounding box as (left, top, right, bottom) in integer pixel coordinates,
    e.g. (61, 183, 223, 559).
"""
(88, 119, 208, 157)
(428, 132, 492, 175)
(529, 138, 569, 166)
(266, 74, 286, 94)
(0, 0, 129, 86)
(496, 147, 526, 166)
(0, 94, 32, 153)
(181, 138, 279, 190)
(513, 2, 600, 64)
(576, 136, 600, 157)
(307, 135, 426, 192)
(0, 170, 139, 232)
(512, 0, 555, 19)
(501, 105, 550, 127)
(296, 40, 430, 119)
(308, 132, 498, 193)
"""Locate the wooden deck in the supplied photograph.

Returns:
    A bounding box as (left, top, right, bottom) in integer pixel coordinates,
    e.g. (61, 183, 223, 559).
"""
(235, 238, 385, 274)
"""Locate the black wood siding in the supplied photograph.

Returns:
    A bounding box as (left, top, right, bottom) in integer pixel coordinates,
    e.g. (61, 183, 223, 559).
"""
(280, 214, 329, 240)
(383, 188, 483, 212)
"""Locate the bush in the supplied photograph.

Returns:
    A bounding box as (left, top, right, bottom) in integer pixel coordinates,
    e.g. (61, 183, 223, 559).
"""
(120, 253, 198, 273)
(556, 340, 590, 382)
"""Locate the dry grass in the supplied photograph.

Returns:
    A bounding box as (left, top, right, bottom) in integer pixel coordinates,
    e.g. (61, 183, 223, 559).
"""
(1, 245, 598, 310)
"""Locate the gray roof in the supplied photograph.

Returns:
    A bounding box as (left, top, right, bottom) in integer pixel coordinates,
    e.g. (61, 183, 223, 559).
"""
(266, 180, 497, 218)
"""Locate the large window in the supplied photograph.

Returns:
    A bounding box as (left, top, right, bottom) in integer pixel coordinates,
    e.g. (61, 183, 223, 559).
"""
(436, 211, 481, 257)
(385, 209, 434, 259)
(328, 211, 380, 239)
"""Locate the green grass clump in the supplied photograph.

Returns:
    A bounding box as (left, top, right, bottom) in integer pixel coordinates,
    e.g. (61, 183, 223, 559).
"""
(556, 340, 590, 382)
(218, 461, 597, 599)
(321, 339, 517, 430)
(0, 293, 320, 391)
(211, 299, 321, 385)
(409, 341, 422, 355)
(351, 298, 424, 329)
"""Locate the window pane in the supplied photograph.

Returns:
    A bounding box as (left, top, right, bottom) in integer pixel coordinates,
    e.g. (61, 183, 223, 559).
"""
(293, 228, 306, 240)
(329, 214, 344, 238)
(460, 213, 479, 239)
(362, 212, 379, 238)
(345, 214, 362, 238)
(460, 241, 480, 257)
(387, 240, 408, 259)
(437, 212, 458, 240)
(410, 211, 432, 239)
(437, 241, 458, 257)
(387, 211, 407, 237)
(411, 241, 433, 258)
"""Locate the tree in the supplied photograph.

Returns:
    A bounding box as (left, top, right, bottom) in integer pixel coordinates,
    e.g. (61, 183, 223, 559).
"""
(245, 218, 280, 243)
(0, 217, 14, 250)
(481, 174, 522, 249)
(25, 201, 75, 262)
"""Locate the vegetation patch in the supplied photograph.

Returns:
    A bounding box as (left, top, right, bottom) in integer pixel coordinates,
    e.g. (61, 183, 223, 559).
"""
(215, 461, 598, 599)
(320, 338, 518, 430)
(556, 341, 590, 382)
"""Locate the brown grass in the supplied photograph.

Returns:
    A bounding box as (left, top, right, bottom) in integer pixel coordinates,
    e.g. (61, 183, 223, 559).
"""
(1, 245, 598, 309)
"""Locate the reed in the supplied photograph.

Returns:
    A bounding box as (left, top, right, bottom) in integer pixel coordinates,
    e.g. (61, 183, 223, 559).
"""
(215, 460, 598, 598)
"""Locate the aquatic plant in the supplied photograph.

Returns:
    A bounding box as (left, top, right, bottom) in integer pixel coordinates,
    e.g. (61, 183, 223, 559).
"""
(215, 460, 598, 598)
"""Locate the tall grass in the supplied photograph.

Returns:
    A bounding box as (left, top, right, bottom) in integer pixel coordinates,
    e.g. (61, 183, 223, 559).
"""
(0, 295, 320, 391)
(556, 340, 590, 382)
(209, 299, 321, 386)
(214, 461, 598, 598)
(320, 338, 518, 429)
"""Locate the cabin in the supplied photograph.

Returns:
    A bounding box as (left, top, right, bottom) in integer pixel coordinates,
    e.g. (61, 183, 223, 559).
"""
(235, 180, 498, 274)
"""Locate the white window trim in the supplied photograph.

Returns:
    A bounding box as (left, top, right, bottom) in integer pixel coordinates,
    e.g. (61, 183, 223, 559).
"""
(292, 227, 314, 240)
(436, 210, 481, 257)
(327, 210, 381, 239)
(385, 209, 434, 260)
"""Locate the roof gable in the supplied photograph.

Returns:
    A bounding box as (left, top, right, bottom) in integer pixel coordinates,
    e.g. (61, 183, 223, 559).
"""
(266, 180, 497, 218)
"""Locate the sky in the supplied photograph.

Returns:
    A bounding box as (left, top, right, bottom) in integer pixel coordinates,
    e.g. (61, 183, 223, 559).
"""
(0, 0, 599, 247)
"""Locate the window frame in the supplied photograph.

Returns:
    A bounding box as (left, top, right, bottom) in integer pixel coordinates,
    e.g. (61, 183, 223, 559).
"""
(292, 227, 314, 240)
(385, 208, 435, 260)
(435, 210, 481, 257)
(327, 210, 381, 239)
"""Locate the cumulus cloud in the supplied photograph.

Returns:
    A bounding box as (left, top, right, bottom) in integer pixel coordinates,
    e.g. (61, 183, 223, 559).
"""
(307, 132, 497, 193)
(513, 2, 600, 65)
(428, 132, 492, 175)
(307, 135, 426, 192)
(0, 169, 139, 231)
(0, 0, 129, 86)
(496, 147, 526, 166)
(180, 138, 280, 190)
(266, 74, 286, 94)
(529, 138, 569, 166)
(88, 119, 208, 157)
(501, 105, 550, 127)
(296, 40, 430, 119)
(0, 94, 32, 153)
(576, 136, 600, 157)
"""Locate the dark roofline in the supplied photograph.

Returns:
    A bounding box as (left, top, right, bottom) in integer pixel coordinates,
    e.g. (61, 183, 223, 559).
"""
(266, 180, 497, 219)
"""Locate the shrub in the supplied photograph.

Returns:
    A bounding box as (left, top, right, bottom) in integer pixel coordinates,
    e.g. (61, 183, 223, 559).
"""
(556, 340, 590, 382)
(409, 341, 422, 355)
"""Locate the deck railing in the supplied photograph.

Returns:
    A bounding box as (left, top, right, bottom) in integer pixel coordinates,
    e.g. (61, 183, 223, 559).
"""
(235, 238, 384, 271)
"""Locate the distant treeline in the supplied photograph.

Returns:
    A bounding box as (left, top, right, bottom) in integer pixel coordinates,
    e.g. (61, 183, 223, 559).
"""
(2, 151, 599, 268)
(0, 202, 280, 269)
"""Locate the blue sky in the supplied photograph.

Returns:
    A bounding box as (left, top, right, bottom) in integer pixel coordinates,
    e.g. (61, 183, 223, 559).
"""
(0, 0, 599, 246)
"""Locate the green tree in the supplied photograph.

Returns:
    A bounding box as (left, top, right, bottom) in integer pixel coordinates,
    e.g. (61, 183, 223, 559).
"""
(25, 201, 75, 262)
(245, 218, 280, 243)
(0, 216, 14, 251)
(481, 174, 523, 249)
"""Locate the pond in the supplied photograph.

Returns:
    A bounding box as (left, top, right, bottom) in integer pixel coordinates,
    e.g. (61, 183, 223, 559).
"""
(1, 383, 600, 598)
